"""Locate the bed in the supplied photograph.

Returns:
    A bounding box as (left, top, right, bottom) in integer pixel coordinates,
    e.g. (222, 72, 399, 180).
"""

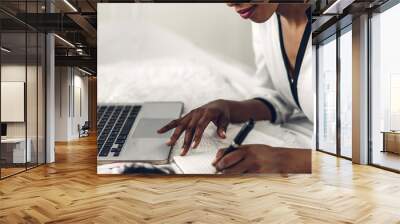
(97, 17, 313, 174)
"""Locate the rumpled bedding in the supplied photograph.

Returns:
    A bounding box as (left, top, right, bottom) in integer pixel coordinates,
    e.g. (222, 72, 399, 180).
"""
(98, 21, 313, 149)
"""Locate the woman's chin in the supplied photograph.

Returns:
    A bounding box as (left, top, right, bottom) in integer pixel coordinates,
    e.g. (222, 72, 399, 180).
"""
(250, 16, 269, 23)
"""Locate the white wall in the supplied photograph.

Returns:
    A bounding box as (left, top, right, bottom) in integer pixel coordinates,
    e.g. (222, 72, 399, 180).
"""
(72, 73, 89, 138)
(98, 3, 255, 69)
(1, 65, 33, 137)
(1, 63, 46, 164)
(97, 3, 257, 107)
(55, 67, 69, 141)
(55, 67, 89, 141)
(1, 65, 27, 141)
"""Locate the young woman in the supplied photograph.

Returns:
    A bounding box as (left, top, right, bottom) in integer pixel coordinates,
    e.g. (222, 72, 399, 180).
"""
(158, 3, 312, 174)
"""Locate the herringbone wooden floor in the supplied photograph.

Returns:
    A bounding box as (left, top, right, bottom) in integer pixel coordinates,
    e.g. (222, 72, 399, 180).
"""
(1, 135, 400, 224)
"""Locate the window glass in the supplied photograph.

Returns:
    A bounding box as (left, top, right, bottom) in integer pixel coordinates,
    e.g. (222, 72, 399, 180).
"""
(371, 3, 400, 171)
(0, 2, 46, 178)
(1, 31, 28, 178)
(318, 37, 337, 154)
(339, 29, 352, 158)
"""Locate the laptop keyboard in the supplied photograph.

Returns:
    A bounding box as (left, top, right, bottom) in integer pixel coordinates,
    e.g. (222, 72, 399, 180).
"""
(97, 105, 141, 157)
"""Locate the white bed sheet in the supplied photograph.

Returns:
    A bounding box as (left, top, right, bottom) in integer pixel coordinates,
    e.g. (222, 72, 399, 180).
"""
(98, 20, 312, 150)
(98, 56, 313, 148)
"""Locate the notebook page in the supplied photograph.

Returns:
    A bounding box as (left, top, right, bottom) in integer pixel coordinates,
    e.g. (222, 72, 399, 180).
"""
(173, 125, 287, 174)
(173, 152, 217, 174)
(173, 131, 229, 174)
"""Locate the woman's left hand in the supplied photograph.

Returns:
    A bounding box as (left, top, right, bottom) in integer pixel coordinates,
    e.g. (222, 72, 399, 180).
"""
(212, 144, 311, 174)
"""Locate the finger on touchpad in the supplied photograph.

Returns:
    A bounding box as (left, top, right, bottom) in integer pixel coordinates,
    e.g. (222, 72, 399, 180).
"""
(132, 118, 174, 138)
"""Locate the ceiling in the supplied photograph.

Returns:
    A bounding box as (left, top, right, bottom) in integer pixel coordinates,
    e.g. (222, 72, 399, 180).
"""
(312, 0, 391, 44)
(1, 0, 98, 73)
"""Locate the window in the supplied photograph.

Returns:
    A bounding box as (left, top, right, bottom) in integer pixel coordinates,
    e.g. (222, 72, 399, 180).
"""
(316, 25, 353, 159)
(370, 3, 400, 171)
(339, 28, 352, 158)
(0, 1, 47, 179)
(317, 36, 337, 154)
(1, 31, 28, 178)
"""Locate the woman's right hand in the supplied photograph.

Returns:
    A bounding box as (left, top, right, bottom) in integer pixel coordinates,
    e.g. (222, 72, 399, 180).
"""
(157, 99, 231, 156)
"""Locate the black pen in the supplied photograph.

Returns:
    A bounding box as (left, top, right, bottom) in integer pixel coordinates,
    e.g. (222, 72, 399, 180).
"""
(222, 119, 255, 156)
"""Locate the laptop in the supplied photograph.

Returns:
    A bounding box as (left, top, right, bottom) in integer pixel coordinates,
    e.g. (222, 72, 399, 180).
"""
(97, 102, 183, 165)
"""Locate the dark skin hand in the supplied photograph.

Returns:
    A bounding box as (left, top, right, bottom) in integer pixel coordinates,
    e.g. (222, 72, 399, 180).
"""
(158, 5, 309, 157)
(157, 4, 311, 170)
(157, 99, 272, 156)
(212, 144, 311, 174)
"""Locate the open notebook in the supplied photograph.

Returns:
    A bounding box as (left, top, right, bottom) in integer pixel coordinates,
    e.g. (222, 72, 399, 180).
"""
(173, 125, 291, 174)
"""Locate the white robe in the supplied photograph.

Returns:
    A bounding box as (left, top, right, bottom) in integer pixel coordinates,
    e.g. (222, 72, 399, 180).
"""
(251, 13, 313, 124)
